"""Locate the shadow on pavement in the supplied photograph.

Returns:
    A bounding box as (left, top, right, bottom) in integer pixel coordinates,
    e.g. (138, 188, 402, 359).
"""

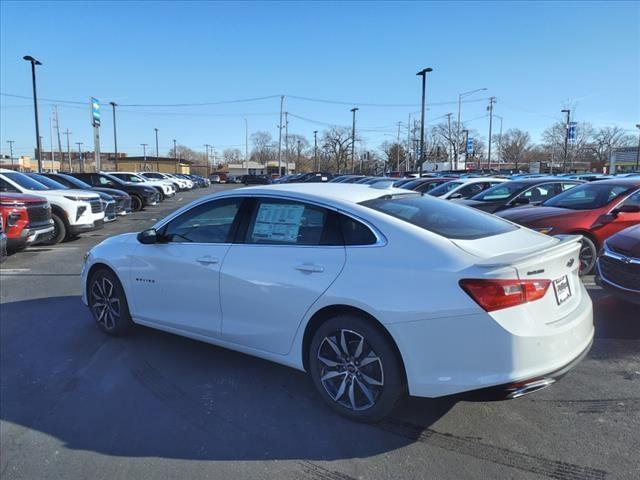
(0, 296, 454, 461)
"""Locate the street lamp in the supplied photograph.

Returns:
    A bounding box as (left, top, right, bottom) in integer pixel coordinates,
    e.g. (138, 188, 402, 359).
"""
(109, 102, 118, 170)
(416, 67, 433, 177)
(23, 55, 43, 172)
(635, 124, 640, 170)
(350, 108, 359, 174)
(154, 128, 159, 170)
(456, 88, 487, 169)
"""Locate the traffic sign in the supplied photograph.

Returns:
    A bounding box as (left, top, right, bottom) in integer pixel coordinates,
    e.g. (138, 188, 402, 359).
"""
(90, 97, 101, 127)
(466, 138, 474, 154)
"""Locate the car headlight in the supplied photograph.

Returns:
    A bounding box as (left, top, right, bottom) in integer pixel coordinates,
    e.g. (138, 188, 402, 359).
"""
(534, 227, 554, 235)
(64, 195, 87, 201)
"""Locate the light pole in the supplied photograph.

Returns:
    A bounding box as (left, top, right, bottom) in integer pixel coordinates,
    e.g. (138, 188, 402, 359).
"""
(416, 67, 433, 177)
(313, 130, 318, 171)
(350, 107, 359, 174)
(7, 140, 15, 169)
(561, 109, 571, 173)
(154, 128, 159, 170)
(64, 129, 72, 171)
(110, 102, 118, 170)
(456, 88, 487, 169)
(396, 121, 402, 172)
(76, 142, 84, 173)
(141, 143, 148, 171)
(635, 124, 640, 170)
(494, 114, 503, 168)
(486, 97, 497, 170)
(173, 139, 177, 173)
(462, 129, 469, 167)
(204, 144, 211, 176)
(23, 55, 43, 172)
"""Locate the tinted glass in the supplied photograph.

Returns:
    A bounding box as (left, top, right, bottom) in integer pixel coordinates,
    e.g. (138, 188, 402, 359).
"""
(163, 198, 242, 243)
(54, 174, 92, 189)
(543, 183, 632, 210)
(472, 182, 525, 201)
(520, 183, 558, 202)
(427, 181, 463, 197)
(621, 190, 640, 207)
(0, 178, 19, 192)
(246, 199, 337, 245)
(26, 173, 68, 190)
(1, 172, 49, 190)
(361, 195, 517, 240)
(340, 214, 377, 245)
(457, 183, 485, 198)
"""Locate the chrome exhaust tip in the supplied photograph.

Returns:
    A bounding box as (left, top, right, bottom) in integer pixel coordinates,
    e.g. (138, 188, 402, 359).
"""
(506, 378, 556, 399)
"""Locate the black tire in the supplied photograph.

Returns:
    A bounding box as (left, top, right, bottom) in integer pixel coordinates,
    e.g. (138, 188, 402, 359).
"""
(154, 188, 165, 201)
(578, 235, 597, 276)
(308, 314, 405, 423)
(42, 213, 67, 245)
(130, 194, 144, 212)
(88, 268, 134, 335)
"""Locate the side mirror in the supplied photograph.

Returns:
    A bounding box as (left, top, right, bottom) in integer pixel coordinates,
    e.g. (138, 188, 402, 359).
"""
(513, 197, 530, 205)
(612, 204, 640, 215)
(137, 228, 159, 244)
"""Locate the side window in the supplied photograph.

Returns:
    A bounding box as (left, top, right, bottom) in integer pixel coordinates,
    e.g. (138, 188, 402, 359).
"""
(561, 182, 577, 191)
(0, 178, 19, 192)
(622, 190, 640, 207)
(245, 198, 339, 246)
(522, 184, 554, 202)
(458, 183, 484, 198)
(162, 197, 242, 243)
(340, 214, 377, 245)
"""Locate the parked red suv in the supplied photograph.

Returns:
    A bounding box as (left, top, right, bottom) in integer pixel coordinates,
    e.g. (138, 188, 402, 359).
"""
(498, 179, 640, 275)
(0, 192, 55, 251)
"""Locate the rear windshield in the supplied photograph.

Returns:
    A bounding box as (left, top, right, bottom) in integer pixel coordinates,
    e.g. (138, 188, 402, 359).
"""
(361, 195, 517, 240)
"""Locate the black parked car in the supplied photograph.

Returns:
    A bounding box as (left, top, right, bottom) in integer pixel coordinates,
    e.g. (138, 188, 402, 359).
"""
(41, 172, 132, 216)
(240, 174, 271, 185)
(67, 172, 159, 211)
(596, 224, 640, 304)
(459, 178, 585, 213)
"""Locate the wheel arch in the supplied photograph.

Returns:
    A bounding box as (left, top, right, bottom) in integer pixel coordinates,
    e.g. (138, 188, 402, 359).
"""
(301, 304, 407, 385)
(85, 261, 126, 303)
(49, 204, 70, 226)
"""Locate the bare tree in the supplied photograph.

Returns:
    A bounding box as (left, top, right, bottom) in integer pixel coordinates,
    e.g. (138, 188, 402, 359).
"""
(588, 126, 635, 164)
(168, 144, 204, 163)
(322, 127, 355, 173)
(222, 148, 243, 164)
(498, 129, 532, 169)
(250, 131, 275, 165)
(379, 141, 407, 171)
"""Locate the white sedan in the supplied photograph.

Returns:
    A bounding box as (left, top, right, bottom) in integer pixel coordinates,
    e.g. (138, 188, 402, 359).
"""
(81, 183, 593, 421)
(428, 177, 508, 200)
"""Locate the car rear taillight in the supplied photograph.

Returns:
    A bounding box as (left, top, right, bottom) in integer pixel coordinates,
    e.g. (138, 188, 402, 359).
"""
(459, 279, 551, 312)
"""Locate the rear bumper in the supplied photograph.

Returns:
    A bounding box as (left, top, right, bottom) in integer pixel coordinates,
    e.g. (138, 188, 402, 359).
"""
(388, 286, 594, 398)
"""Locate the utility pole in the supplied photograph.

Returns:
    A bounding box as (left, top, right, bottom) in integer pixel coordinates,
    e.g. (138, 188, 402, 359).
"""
(635, 124, 640, 171)
(204, 144, 211, 176)
(407, 114, 412, 172)
(313, 130, 318, 171)
(7, 140, 15, 169)
(172, 139, 177, 173)
(350, 107, 359, 174)
(277, 95, 284, 177)
(110, 102, 119, 171)
(561, 109, 571, 173)
(154, 128, 159, 171)
(462, 129, 469, 167)
(284, 111, 289, 175)
(53, 105, 63, 171)
(494, 115, 503, 168)
(141, 143, 148, 171)
(297, 139, 301, 166)
(416, 68, 433, 176)
(23, 56, 43, 172)
(64, 129, 72, 172)
(456, 88, 487, 170)
(486, 97, 496, 170)
(446, 113, 453, 171)
(396, 121, 402, 172)
(245, 118, 249, 174)
(49, 115, 54, 171)
(76, 142, 84, 173)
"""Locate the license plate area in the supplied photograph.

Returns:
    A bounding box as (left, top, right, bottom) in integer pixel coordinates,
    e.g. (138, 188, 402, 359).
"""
(553, 275, 572, 305)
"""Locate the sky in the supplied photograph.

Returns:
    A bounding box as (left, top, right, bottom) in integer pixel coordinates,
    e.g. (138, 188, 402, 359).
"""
(1, 0, 638, 159)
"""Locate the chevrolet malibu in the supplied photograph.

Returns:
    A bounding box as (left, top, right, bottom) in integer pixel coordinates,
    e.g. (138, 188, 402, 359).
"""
(81, 184, 593, 421)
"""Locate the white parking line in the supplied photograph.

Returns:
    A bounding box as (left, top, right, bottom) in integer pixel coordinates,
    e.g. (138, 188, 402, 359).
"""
(0, 268, 31, 274)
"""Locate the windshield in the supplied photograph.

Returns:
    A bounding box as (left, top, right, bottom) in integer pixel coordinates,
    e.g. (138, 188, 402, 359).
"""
(543, 183, 632, 210)
(116, 173, 144, 183)
(26, 173, 69, 190)
(471, 182, 526, 201)
(428, 181, 463, 197)
(56, 174, 92, 189)
(2, 172, 50, 190)
(361, 195, 516, 240)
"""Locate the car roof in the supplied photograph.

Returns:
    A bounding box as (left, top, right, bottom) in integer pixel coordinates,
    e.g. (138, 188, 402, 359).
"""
(445, 177, 506, 184)
(226, 183, 414, 204)
(580, 178, 640, 187)
(512, 177, 584, 184)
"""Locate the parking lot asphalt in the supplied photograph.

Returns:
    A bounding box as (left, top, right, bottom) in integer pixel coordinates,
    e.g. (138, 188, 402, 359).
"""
(1, 185, 639, 480)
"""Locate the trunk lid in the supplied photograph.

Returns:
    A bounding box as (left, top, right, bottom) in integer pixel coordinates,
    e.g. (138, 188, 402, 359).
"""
(454, 228, 583, 323)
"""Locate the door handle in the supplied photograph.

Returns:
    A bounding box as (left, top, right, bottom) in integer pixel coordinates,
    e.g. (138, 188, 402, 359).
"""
(295, 263, 324, 273)
(196, 256, 220, 265)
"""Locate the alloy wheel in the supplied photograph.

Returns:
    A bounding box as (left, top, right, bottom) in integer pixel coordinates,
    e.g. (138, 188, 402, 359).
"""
(579, 241, 596, 274)
(317, 329, 384, 411)
(90, 277, 121, 330)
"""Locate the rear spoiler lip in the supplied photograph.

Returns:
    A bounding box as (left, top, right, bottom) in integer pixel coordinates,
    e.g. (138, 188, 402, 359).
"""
(474, 234, 583, 268)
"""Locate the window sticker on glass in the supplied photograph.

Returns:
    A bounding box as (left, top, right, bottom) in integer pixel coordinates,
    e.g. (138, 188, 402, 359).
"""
(252, 203, 305, 243)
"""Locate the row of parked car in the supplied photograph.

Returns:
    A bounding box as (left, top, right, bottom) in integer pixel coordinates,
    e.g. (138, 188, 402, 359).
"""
(0, 169, 210, 259)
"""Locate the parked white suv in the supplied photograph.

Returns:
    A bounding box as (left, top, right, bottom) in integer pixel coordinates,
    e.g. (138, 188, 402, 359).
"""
(0, 169, 105, 244)
(139, 172, 192, 191)
(108, 172, 175, 200)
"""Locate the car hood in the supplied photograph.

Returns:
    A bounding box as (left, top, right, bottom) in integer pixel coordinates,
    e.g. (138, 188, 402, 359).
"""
(606, 225, 640, 257)
(92, 187, 129, 198)
(0, 192, 48, 204)
(498, 205, 577, 224)
(34, 188, 100, 201)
